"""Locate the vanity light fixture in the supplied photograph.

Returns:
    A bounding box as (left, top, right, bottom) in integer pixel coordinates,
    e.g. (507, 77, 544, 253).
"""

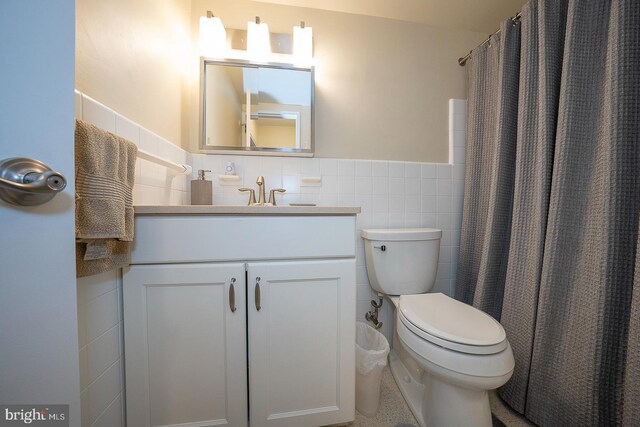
(247, 16, 271, 61)
(199, 11, 227, 58)
(293, 21, 313, 65)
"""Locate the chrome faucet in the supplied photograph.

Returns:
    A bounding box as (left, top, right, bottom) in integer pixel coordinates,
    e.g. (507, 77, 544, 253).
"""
(239, 176, 286, 206)
(256, 175, 266, 204)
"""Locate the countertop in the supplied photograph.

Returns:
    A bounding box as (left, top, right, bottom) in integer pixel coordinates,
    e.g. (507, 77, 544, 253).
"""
(134, 205, 361, 216)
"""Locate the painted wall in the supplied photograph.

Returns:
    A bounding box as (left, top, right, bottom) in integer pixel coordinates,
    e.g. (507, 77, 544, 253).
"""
(76, 0, 193, 149)
(191, 0, 484, 162)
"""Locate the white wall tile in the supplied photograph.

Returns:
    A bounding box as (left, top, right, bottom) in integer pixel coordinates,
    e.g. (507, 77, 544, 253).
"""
(81, 391, 90, 427)
(355, 177, 372, 195)
(454, 146, 465, 164)
(338, 175, 355, 194)
(262, 157, 282, 176)
(74, 90, 83, 119)
(422, 213, 437, 228)
(86, 325, 120, 386)
(87, 361, 121, 425)
(421, 179, 437, 196)
(355, 194, 372, 214)
(79, 347, 89, 391)
(282, 157, 302, 175)
(389, 161, 405, 177)
(452, 114, 466, 131)
(388, 195, 405, 214)
(437, 164, 452, 179)
(453, 130, 466, 148)
(319, 158, 338, 175)
(404, 197, 421, 213)
(84, 289, 119, 345)
(437, 197, 451, 213)
(372, 176, 389, 195)
(405, 213, 421, 227)
(77, 270, 118, 303)
(91, 394, 123, 427)
(421, 163, 437, 179)
(405, 162, 421, 178)
(301, 158, 320, 176)
(372, 195, 389, 213)
(283, 174, 301, 193)
(389, 177, 405, 195)
(405, 178, 420, 196)
(337, 193, 355, 205)
(389, 213, 405, 228)
(437, 180, 452, 196)
(421, 196, 437, 213)
(114, 115, 140, 147)
(82, 95, 116, 132)
(355, 160, 372, 177)
(338, 159, 356, 176)
(371, 161, 388, 177)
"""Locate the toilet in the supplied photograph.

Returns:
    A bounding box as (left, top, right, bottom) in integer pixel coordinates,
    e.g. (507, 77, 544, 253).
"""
(361, 228, 514, 427)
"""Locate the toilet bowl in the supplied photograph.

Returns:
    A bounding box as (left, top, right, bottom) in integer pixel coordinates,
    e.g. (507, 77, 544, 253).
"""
(361, 229, 514, 427)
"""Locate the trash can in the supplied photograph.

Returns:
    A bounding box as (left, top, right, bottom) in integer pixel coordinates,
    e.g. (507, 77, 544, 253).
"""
(355, 321, 390, 417)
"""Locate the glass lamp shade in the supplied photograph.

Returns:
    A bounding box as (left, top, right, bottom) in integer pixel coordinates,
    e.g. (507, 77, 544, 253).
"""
(293, 25, 313, 65)
(247, 20, 271, 61)
(199, 15, 227, 58)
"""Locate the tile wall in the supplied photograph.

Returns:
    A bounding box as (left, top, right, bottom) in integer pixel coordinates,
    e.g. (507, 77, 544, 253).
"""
(74, 91, 192, 427)
(73, 93, 466, 424)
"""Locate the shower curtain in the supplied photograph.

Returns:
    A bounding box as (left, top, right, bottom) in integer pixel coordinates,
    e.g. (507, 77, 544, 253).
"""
(455, 0, 639, 425)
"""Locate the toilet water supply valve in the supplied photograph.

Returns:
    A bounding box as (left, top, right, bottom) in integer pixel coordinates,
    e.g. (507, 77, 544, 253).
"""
(365, 296, 384, 329)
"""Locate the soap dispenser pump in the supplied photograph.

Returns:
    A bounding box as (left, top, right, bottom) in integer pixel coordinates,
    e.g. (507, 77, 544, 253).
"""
(191, 169, 213, 205)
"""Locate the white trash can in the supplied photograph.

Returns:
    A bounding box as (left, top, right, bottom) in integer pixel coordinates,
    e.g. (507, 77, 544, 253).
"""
(355, 321, 390, 417)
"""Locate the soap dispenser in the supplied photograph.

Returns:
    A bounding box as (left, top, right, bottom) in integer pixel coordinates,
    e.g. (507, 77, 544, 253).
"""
(191, 169, 213, 205)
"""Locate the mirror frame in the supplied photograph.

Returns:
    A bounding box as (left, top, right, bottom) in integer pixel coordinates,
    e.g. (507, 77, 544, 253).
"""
(199, 58, 315, 157)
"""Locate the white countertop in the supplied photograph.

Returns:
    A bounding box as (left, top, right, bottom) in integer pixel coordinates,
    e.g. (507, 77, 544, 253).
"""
(134, 205, 361, 216)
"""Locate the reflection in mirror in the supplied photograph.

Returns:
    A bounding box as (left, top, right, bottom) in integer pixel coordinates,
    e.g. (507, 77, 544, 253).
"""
(201, 60, 313, 156)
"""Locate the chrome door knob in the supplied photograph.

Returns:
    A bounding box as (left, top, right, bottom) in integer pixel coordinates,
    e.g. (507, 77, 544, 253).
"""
(0, 157, 67, 206)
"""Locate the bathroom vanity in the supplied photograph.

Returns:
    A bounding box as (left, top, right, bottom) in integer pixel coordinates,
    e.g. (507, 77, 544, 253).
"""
(123, 205, 359, 427)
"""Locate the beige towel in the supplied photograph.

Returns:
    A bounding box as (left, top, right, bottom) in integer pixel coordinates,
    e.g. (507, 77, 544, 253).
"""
(75, 119, 137, 277)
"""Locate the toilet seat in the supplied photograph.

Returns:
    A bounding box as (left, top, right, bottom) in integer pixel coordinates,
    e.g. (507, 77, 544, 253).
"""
(398, 293, 507, 355)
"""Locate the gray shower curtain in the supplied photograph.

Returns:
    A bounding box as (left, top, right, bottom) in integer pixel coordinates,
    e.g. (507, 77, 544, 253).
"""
(455, 0, 640, 425)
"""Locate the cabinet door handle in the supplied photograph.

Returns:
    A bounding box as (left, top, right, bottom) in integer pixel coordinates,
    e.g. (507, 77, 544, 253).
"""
(229, 278, 237, 313)
(255, 277, 261, 311)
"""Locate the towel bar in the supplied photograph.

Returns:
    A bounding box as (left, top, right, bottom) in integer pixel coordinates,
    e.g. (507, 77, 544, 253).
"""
(137, 149, 192, 175)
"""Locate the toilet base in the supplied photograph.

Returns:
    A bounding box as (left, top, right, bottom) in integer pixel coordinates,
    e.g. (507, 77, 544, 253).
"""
(389, 349, 493, 427)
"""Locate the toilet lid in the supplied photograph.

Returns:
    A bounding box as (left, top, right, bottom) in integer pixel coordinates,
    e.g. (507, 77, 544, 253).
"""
(399, 293, 506, 347)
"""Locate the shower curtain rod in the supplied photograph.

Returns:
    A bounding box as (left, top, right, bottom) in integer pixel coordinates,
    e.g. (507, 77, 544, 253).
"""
(458, 11, 522, 66)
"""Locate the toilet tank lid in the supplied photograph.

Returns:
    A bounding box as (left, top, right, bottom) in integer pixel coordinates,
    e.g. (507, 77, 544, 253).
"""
(361, 228, 442, 241)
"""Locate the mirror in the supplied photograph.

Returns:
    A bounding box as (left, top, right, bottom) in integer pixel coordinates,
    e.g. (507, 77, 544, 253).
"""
(201, 60, 314, 156)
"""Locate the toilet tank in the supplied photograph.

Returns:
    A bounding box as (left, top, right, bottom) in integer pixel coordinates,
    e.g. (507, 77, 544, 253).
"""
(361, 228, 442, 295)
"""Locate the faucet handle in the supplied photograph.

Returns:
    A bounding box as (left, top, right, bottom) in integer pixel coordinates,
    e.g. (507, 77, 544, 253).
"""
(268, 188, 286, 206)
(238, 188, 256, 206)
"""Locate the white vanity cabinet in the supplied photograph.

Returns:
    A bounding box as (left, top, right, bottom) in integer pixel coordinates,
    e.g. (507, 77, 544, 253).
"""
(123, 208, 359, 427)
(123, 263, 248, 427)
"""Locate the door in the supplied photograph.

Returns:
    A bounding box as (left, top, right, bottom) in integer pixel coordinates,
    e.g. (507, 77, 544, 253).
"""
(0, 0, 80, 422)
(123, 263, 247, 427)
(247, 259, 356, 427)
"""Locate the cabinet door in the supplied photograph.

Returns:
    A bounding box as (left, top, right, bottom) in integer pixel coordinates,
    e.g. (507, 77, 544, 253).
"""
(123, 263, 247, 427)
(247, 259, 356, 427)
